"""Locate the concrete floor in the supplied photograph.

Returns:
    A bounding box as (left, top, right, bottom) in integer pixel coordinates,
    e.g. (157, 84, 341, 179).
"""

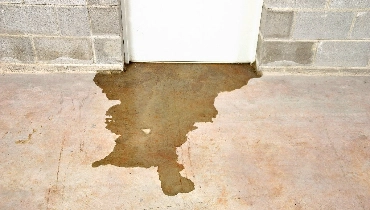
(0, 63, 369, 209)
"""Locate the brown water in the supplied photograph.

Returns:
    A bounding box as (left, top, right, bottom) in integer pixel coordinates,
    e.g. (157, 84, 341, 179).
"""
(92, 63, 258, 196)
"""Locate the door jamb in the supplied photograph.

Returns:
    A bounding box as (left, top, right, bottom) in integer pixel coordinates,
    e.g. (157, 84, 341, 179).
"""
(120, 0, 130, 66)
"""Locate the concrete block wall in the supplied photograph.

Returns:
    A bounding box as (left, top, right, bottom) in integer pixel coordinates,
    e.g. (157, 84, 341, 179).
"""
(0, 0, 123, 70)
(257, 0, 370, 73)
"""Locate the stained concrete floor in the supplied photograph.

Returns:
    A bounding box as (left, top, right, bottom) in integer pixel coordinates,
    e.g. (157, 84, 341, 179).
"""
(0, 63, 369, 209)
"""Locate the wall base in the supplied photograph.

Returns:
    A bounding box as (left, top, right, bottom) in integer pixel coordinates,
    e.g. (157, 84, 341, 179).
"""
(259, 66, 370, 76)
(0, 63, 123, 74)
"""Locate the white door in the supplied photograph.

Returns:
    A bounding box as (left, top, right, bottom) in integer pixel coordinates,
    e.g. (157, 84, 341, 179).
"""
(124, 0, 263, 63)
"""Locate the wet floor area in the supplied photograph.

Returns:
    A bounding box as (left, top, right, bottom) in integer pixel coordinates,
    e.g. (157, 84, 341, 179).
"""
(92, 63, 257, 195)
(0, 63, 370, 209)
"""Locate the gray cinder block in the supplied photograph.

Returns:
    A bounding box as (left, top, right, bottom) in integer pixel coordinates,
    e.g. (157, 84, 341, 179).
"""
(58, 0, 85, 5)
(0, 36, 35, 63)
(94, 38, 122, 64)
(0, 5, 58, 35)
(330, 0, 370, 8)
(57, 7, 90, 36)
(260, 8, 293, 39)
(293, 12, 353, 39)
(260, 41, 315, 66)
(315, 41, 370, 67)
(87, 0, 118, 5)
(24, 0, 85, 5)
(264, 0, 326, 8)
(34, 37, 93, 64)
(0, 0, 22, 3)
(89, 7, 121, 35)
(24, 0, 58, 4)
(352, 12, 370, 39)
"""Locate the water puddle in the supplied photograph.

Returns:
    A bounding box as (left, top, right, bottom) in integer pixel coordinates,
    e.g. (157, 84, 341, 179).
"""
(92, 63, 258, 196)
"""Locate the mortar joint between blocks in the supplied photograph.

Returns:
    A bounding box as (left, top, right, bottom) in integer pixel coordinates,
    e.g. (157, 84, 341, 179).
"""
(263, 7, 370, 13)
(325, 0, 332, 10)
(312, 41, 321, 66)
(86, 5, 96, 64)
(348, 12, 358, 40)
(53, 6, 61, 36)
(29, 35, 38, 63)
(290, 10, 297, 40)
(0, 3, 117, 8)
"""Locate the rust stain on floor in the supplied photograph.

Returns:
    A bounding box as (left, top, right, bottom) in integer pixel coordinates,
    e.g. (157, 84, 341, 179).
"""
(92, 63, 258, 196)
(15, 129, 36, 144)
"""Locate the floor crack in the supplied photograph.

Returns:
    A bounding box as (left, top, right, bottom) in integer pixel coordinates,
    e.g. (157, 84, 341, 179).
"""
(56, 136, 66, 182)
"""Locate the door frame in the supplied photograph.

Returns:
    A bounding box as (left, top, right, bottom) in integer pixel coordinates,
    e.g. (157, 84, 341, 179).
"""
(120, 0, 130, 65)
(120, 0, 263, 65)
